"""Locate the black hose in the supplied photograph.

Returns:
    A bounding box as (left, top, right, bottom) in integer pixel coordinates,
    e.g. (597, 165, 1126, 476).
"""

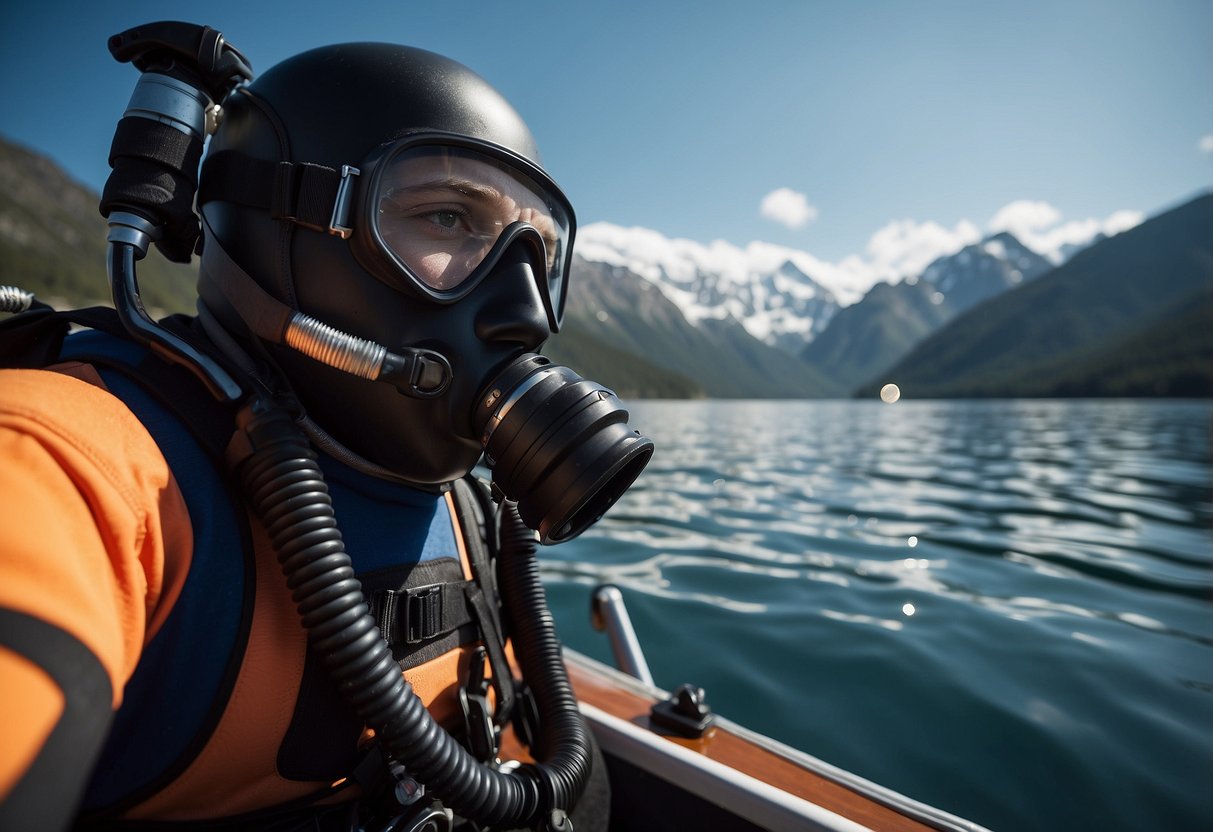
(497, 503, 592, 812)
(236, 401, 589, 829)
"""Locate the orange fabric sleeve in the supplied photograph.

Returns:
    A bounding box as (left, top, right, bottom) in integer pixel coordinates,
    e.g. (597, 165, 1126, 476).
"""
(0, 646, 64, 800)
(0, 368, 192, 792)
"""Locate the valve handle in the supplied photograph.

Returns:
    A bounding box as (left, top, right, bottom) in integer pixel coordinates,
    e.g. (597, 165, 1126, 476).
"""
(108, 21, 253, 103)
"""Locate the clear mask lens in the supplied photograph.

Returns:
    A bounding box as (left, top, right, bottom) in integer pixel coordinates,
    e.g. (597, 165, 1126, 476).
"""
(372, 145, 571, 312)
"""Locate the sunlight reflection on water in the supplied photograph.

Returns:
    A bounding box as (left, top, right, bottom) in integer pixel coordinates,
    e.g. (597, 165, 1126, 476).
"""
(541, 398, 1213, 832)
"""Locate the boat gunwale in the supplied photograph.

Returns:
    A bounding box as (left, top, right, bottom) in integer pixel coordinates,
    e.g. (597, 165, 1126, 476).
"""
(563, 648, 994, 832)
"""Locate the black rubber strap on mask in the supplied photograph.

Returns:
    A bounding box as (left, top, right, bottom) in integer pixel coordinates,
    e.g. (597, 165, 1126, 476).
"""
(199, 151, 341, 233)
(198, 219, 295, 344)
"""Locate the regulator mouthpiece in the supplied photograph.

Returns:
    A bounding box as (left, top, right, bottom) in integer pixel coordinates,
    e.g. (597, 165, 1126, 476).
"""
(475, 355, 653, 544)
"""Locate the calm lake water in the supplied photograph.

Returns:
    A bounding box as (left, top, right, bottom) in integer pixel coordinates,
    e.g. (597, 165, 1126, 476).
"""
(539, 399, 1212, 832)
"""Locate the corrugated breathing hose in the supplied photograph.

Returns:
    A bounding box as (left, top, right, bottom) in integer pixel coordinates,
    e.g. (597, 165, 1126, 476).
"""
(235, 399, 589, 830)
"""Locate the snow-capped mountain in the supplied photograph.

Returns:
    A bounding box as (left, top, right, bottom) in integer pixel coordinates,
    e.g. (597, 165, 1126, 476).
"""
(575, 222, 1058, 356)
(798, 230, 1051, 389)
(576, 223, 844, 354)
(915, 231, 1054, 313)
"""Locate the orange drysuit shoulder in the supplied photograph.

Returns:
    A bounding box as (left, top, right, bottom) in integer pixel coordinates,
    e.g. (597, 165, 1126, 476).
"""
(0, 367, 192, 799)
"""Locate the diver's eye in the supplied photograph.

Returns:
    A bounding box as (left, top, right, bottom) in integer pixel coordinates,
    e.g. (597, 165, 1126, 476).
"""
(428, 209, 461, 230)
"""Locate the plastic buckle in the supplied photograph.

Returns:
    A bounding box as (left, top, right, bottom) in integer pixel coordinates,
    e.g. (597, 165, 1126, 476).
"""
(403, 585, 443, 644)
(458, 647, 500, 762)
(329, 164, 359, 238)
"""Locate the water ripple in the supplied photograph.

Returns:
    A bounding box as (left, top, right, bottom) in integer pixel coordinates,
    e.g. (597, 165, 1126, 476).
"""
(544, 399, 1213, 832)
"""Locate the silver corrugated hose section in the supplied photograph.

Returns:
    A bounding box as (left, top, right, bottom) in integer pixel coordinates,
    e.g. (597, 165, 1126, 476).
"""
(0, 286, 35, 314)
(285, 312, 386, 380)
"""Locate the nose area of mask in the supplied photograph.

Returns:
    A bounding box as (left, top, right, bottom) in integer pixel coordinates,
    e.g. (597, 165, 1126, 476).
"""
(474, 354, 655, 543)
(474, 232, 552, 346)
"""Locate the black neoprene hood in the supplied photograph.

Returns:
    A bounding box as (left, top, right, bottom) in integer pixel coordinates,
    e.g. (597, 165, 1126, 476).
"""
(247, 42, 543, 169)
(200, 40, 562, 312)
(196, 41, 570, 484)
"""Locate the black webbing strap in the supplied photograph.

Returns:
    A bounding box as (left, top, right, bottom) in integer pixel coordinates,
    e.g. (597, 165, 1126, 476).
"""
(0, 305, 71, 368)
(369, 582, 474, 648)
(198, 150, 342, 233)
(464, 581, 514, 722)
(452, 477, 500, 593)
(0, 304, 141, 370)
(452, 476, 515, 722)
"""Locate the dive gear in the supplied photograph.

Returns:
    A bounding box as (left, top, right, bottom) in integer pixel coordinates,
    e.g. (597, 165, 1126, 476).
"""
(103, 20, 253, 263)
(202, 133, 575, 330)
(193, 38, 653, 499)
(476, 355, 653, 544)
(83, 20, 653, 829)
(0, 286, 34, 314)
(365, 139, 573, 325)
(193, 43, 553, 481)
(101, 22, 252, 402)
(235, 402, 592, 827)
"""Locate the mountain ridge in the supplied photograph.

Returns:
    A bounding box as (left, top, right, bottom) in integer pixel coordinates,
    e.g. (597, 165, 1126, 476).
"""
(855, 192, 1213, 398)
(2, 134, 1207, 399)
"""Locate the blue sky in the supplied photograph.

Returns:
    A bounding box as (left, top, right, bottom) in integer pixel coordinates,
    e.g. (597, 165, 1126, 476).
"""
(2, 0, 1209, 281)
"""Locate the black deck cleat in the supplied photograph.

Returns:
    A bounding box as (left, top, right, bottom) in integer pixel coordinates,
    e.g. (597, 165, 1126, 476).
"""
(650, 683, 716, 738)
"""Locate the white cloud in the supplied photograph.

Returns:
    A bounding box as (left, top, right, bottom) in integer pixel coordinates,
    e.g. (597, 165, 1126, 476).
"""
(986, 199, 1142, 263)
(862, 218, 981, 283)
(1200, 134, 1213, 154)
(577, 198, 1144, 307)
(759, 188, 818, 229)
(988, 200, 1063, 236)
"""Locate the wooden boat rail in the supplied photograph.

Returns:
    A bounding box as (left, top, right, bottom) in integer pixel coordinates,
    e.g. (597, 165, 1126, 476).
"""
(559, 649, 993, 832)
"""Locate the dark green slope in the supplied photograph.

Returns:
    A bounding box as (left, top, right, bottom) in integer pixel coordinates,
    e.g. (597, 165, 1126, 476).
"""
(0, 135, 197, 314)
(802, 278, 954, 390)
(862, 192, 1213, 398)
(981, 283, 1213, 397)
(542, 321, 703, 399)
(560, 258, 843, 398)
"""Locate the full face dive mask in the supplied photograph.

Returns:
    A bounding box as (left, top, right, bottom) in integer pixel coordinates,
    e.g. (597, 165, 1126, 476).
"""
(193, 45, 653, 541)
(352, 136, 651, 541)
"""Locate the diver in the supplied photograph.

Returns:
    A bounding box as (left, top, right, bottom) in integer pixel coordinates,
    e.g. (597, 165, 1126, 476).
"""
(0, 21, 650, 832)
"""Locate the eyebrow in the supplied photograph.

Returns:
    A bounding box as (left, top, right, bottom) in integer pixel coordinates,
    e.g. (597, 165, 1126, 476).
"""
(386, 179, 561, 242)
(389, 178, 503, 203)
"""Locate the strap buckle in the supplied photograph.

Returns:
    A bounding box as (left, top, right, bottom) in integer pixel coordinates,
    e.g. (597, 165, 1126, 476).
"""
(403, 584, 443, 644)
(458, 646, 500, 763)
(370, 583, 466, 648)
(329, 164, 360, 239)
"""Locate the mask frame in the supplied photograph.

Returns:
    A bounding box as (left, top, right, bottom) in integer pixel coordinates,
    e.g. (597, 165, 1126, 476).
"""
(350, 132, 576, 332)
